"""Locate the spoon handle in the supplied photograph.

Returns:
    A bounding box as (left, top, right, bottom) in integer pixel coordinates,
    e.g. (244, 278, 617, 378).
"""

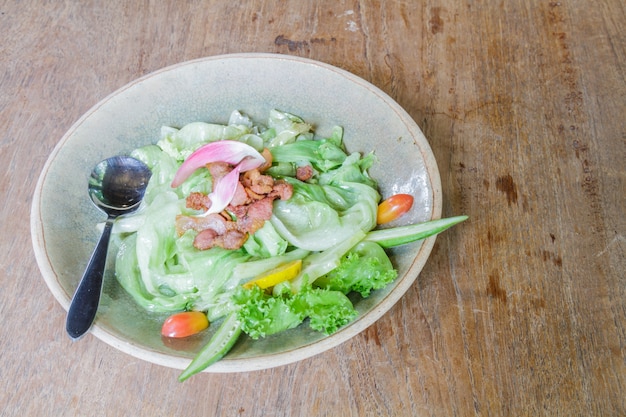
(66, 218, 114, 340)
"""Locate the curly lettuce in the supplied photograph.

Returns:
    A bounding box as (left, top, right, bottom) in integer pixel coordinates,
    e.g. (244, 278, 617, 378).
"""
(232, 283, 357, 338)
(314, 241, 397, 297)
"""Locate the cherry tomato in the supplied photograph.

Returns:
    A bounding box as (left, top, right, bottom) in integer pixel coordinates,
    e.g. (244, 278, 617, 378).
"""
(161, 311, 209, 338)
(377, 194, 414, 224)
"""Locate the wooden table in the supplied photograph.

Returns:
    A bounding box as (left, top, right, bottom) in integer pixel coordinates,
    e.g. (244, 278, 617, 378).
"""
(2, 1, 624, 416)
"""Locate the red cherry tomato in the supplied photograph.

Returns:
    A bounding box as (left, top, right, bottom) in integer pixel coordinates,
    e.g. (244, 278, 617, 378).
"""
(161, 311, 209, 338)
(377, 194, 414, 224)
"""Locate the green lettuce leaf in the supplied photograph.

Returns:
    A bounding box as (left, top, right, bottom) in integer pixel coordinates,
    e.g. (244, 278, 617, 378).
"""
(157, 122, 251, 161)
(314, 241, 397, 297)
(232, 283, 357, 338)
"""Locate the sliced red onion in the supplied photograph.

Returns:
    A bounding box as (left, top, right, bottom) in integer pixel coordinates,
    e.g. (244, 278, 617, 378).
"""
(171, 140, 267, 216)
(202, 163, 244, 215)
(171, 140, 265, 188)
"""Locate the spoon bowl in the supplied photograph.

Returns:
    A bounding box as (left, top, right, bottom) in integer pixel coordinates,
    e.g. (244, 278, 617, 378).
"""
(66, 156, 151, 340)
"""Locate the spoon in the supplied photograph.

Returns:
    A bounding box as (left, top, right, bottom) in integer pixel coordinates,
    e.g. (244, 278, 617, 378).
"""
(66, 156, 152, 340)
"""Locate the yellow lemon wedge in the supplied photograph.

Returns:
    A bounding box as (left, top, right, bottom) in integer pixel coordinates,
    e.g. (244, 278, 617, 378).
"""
(242, 259, 303, 290)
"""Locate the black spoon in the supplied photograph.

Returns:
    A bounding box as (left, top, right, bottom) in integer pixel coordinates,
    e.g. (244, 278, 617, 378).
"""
(66, 156, 151, 340)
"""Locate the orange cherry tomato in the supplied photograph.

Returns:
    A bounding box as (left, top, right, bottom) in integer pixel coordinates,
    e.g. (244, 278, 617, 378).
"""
(161, 311, 209, 338)
(377, 194, 414, 224)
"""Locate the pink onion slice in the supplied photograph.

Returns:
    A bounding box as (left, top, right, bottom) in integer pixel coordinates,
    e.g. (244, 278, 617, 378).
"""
(171, 140, 266, 216)
(171, 140, 265, 188)
(202, 163, 244, 215)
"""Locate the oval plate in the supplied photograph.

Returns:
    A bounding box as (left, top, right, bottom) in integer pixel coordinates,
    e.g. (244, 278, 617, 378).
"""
(31, 53, 441, 373)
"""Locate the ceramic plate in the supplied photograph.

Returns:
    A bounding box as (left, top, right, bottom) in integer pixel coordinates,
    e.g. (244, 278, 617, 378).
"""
(31, 53, 441, 372)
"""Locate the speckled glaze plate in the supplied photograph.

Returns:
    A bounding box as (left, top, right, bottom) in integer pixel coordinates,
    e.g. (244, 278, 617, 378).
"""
(31, 53, 441, 373)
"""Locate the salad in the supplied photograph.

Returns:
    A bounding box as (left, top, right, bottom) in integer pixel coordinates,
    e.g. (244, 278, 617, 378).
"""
(111, 109, 466, 381)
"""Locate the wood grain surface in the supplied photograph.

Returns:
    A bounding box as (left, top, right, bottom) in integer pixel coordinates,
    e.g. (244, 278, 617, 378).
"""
(1, 1, 624, 416)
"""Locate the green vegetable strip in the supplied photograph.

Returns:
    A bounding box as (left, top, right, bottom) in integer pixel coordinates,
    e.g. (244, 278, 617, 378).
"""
(178, 312, 242, 382)
(364, 216, 469, 248)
